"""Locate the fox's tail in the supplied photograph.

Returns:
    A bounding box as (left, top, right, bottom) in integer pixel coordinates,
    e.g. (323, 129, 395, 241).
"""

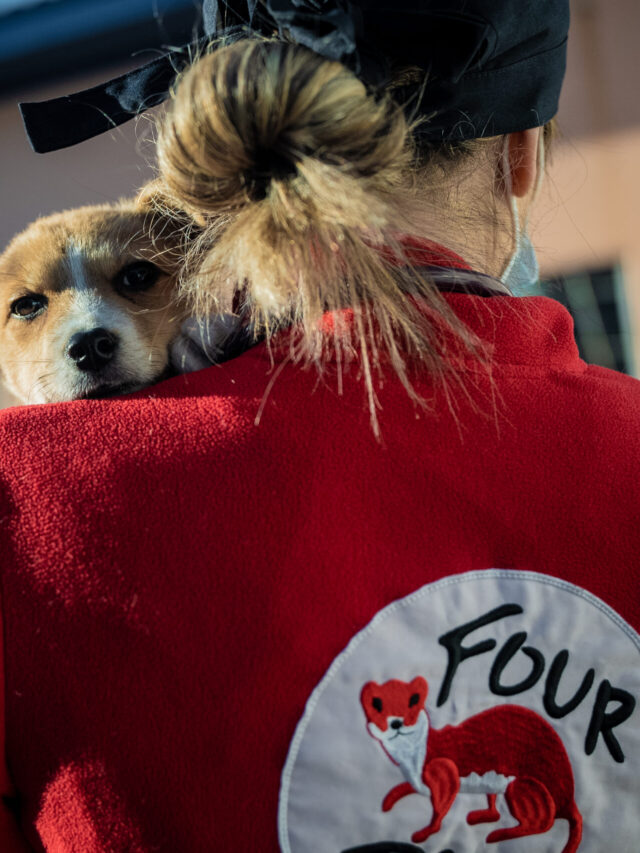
(561, 802, 583, 853)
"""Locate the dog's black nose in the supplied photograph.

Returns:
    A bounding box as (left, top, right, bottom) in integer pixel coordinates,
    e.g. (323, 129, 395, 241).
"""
(66, 328, 118, 372)
(390, 719, 403, 730)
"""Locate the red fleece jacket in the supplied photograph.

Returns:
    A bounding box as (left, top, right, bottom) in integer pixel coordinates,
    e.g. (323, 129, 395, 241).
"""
(0, 259, 638, 851)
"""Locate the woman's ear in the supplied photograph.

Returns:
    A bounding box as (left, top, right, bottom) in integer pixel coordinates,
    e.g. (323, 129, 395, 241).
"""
(503, 127, 541, 198)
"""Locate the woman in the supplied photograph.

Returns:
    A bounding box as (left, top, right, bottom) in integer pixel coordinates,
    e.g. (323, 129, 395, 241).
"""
(3, 1, 639, 851)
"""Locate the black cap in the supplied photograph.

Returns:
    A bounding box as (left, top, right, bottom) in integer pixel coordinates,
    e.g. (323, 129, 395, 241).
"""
(355, 1, 570, 140)
(20, 0, 569, 153)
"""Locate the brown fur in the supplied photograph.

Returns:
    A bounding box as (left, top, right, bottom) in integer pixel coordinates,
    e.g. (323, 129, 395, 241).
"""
(0, 200, 187, 404)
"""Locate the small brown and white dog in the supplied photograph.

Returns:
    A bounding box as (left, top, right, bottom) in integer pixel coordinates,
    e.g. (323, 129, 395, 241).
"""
(0, 200, 188, 404)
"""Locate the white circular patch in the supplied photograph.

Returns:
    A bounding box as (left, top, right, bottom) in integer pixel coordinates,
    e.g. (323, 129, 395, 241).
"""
(279, 570, 640, 853)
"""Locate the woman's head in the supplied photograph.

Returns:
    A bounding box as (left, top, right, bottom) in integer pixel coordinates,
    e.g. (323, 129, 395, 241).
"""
(147, 1, 569, 432)
(156, 38, 552, 280)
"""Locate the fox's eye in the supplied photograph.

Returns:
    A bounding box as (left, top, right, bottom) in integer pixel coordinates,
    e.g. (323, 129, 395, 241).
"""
(409, 693, 420, 707)
(10, 294, 47, 319)
(372, 697, 383, 712)
(115, 261, 160, 292)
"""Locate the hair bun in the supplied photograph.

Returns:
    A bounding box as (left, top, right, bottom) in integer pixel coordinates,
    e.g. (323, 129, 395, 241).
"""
(157, 40, 409, 218)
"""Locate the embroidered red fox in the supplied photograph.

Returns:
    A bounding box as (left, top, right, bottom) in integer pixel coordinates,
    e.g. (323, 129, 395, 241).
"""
(360, 676, 582, 851)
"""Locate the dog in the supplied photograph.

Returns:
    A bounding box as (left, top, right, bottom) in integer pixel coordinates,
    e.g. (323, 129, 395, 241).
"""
(0, 199, 189, 404)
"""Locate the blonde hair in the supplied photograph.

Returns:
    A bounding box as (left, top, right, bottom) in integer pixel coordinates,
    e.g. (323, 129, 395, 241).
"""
(152, 39, 509, 435)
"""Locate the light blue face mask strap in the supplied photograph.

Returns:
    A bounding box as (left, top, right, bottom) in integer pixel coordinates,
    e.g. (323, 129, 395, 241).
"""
(500, 131, 545, 290)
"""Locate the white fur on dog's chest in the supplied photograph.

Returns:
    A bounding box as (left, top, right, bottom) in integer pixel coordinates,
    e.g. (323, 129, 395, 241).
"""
(459, 770, 515, 794)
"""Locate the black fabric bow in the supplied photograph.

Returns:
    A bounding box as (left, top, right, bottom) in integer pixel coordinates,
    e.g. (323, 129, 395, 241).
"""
(20, 51, 199, 155)
(22, 0, 373, 153)
(19, 0, 569, 154)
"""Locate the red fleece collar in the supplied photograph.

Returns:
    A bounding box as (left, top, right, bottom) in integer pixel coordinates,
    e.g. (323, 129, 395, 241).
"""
(264, 237, 584, 372)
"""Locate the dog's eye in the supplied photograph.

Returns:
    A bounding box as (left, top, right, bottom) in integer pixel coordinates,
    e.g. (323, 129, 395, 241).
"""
(372, 697, 383, 712)
(10, 294, 47, 319)
(115, 261, 160, 292)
